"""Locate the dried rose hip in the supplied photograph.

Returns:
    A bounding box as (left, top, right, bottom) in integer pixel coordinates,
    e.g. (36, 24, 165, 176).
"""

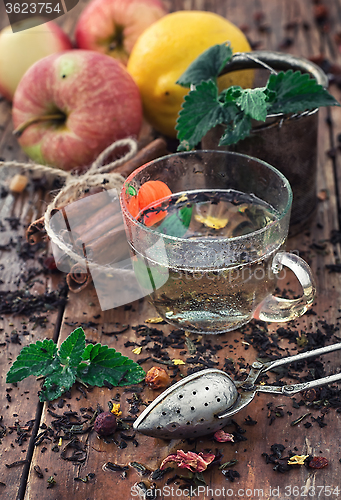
(94, 411, 117, 436)
(43, 256, 57, 271)
(308, 456, 328, 469)
(145, 367, 171, 389)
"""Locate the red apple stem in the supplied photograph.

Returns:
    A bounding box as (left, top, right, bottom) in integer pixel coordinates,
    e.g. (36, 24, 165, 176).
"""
(13, 113, 65, 138)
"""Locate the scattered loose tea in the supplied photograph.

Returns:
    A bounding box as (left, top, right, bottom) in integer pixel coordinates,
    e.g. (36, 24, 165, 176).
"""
(103, 462, 129, 472)
(47, 476, 56, 489)
(222, 469, 240, 481)
(290, 413, 311, 426)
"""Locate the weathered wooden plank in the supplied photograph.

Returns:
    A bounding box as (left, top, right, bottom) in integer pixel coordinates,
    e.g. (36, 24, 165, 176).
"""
(0, 177, 66, 498)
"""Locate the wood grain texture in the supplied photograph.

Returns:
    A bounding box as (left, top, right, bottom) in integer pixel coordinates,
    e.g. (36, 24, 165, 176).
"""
(0, 0, 341, 499)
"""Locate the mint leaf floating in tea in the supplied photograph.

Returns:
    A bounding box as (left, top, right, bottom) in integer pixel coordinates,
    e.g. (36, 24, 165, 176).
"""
(6, 327, 145, 402)
(176, 43, 340, 150)
(156, 205, 193, 237)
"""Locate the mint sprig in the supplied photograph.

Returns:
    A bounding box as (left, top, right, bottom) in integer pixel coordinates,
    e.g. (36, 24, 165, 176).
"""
(6, 327, 145, 402)
(176, 42, 233, 88)
(176, 43, 340, 150)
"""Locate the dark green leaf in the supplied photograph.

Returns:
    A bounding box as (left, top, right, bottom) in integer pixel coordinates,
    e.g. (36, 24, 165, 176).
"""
(156, 206, 193, 237)
(176, 80, 226, 151)
(77, 344, 145, 387)
(40, 364, 77, 402)
(132, 258, 167, 290)
(82, 343, 101, 361)
(236, 88, 268, 121)
(7, 327, 145, 402)
(177, 43, 233, 88)
(219, 113, 252, 146)
(6, 339, 57, 383)
(266, 70, 340, 114)
(220, 85, 242, 103)
(179, 205, 193, 228)
(126, 185, 137, 196)
(58, 327, 85, 367)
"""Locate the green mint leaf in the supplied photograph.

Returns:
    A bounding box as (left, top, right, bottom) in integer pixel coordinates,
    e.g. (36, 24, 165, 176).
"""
(6, 339, 58, 383)
(220, 85, 243, 103)
(266, 70, 340, 114)
(132, 258, 167, 290)
(177, 42, 233, 88)
(236, 88, 268, 121)
(156, 206, 193, 237)
(40, 362, 77, 402)
(219, 113, 252, 146)
(179, 205, 193, 228)
(77, 344, 145, 387)
(81, 343, 99, 361)
(58, 327, 85, 367)
(126, 185, 137, 196)
(176, 80, 226, 151)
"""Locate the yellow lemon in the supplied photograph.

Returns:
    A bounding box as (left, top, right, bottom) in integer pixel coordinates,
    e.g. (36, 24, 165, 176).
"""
(127, 10, 253, 138)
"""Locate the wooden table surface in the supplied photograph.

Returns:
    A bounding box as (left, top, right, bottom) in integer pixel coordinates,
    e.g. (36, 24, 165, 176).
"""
(1, 0, 341, 499)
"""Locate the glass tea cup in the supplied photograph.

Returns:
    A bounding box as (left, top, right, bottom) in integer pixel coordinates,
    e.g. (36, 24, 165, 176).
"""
(119, 150, 316, 334)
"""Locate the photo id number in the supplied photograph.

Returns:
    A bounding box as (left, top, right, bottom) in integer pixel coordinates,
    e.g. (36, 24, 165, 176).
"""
(5, 2, 62, 14)
(285, 485, 340, 497)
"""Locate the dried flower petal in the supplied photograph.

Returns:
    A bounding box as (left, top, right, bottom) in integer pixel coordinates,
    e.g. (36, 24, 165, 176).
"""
(172, 359, 185, 365)
(194, 214, 228, 229)
(213, 430, 234, 443)
(288, 454, 309, 465)
(160, 450, 215, 472)
(132, 347, 142, 355)
(111, 403, 122, 417)
(308, 456, 328, 469)
(145, 317, 164, 324)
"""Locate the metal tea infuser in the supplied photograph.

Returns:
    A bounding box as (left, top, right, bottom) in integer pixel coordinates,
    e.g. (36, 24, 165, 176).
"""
(134, 343, 341, 439)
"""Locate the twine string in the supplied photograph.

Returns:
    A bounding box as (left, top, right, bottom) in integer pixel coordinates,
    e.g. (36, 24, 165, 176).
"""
(42, 138, 138, 275)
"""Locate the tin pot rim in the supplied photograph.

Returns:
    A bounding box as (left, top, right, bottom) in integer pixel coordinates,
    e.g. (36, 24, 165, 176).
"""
(219, 50, 328, 88)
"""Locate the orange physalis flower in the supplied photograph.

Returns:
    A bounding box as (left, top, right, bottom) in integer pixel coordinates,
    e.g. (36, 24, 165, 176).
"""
(127, 180, 172, 227)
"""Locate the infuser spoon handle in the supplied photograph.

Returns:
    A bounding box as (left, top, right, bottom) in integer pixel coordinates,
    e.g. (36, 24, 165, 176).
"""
(280, 371, 341, 396)
(260, 342, 341, 374)
(255, 371, 341, 396)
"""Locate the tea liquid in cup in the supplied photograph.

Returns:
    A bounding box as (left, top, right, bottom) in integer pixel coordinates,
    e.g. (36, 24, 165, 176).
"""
(120, 151, 316, 334)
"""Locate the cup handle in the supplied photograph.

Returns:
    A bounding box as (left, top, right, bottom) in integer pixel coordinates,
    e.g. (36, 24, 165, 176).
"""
(253, 251, 316, 323)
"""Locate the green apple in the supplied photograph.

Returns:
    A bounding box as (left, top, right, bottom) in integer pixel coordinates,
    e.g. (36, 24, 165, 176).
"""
(0, 17, 72, 101)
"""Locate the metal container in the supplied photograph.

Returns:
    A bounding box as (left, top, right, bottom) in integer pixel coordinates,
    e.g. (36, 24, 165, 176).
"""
(201, 51, 329, 236)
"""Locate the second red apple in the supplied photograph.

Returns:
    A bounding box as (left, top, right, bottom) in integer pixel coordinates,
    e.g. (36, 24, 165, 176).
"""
(75, 0, 167, 65)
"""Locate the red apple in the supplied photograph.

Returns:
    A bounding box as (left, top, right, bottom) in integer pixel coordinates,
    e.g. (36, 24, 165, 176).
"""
(0, 18, 72, 101)
(12, 50, 143, 170)
(75, 0, 167, 65)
